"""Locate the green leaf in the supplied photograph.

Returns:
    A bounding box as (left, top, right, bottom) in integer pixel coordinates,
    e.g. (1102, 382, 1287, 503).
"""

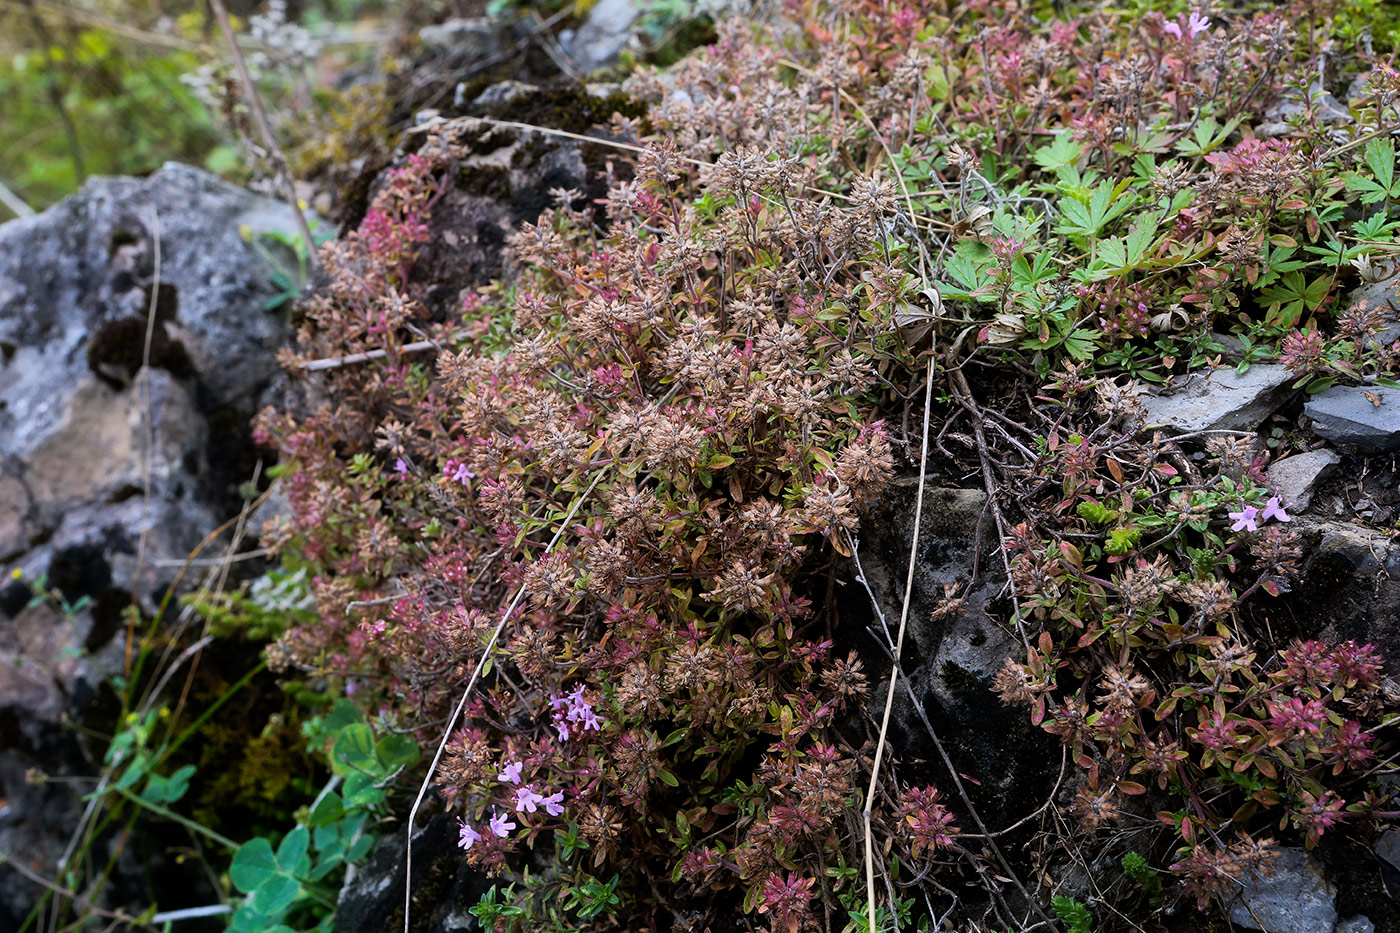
(309, 792, 344, 828)
(935, 240, 994, 301)
(1055, 180, 1133, 242)
(374, 734, 419, 772)
(340, 810, 370, 841)
(230, 838, 278, 894)
(141, 764, 196, 805)
(332, 724, 376, 774)
(322, 698, 363, 736)
(1034, 134, 1084, 172)
(252, 873, 300, 917)
(1344, 138, 1400, 203)
(347, 833, 375, 862)
(1367, 137, 1396, 192)
(343, 771, 385, 808)
(276, 826, 309, 874)
(1175, 115, 1242, 157)
(229, 903, 267, 932)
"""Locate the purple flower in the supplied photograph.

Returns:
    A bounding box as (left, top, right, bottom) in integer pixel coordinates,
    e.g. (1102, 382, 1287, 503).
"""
(394, 457, 409, 475)
(456, 818, 480, 850)
(1162, 20, 1182, 39)
(548, 684, 605, 742)
(542, 791, 566, 817)
(515, 785, 546, 813)
(1261, 496, 1291, 523)
(488, 810, 516, 837)
(497, 760, 523, 784)
(1228, 503, 1259, 533)
(441, 458, 474, 486)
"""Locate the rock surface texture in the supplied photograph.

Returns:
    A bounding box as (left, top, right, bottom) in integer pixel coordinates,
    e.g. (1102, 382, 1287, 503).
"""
(1228, 847, 1338, 933)
(1141, 362, 1296, 433)
(1304, 385, 1400, 451)
(0, 164, 299, 927)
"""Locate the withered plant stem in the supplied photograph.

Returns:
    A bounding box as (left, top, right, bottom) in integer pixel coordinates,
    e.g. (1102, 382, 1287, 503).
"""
(207, 0, 321, 272)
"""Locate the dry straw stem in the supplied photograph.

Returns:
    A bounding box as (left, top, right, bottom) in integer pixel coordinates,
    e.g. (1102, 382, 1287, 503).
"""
(864, 353, 934, 933)
(298, 336, 448, 371)
(127, 206, 161, 677)
(206, 0, 320, 272)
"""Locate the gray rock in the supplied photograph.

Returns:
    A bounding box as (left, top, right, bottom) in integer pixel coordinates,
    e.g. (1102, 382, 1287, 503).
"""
(1264, 82, 1352, 126)
(1266, 449, 1342, 512)
(0, 165, 298, 562)
(560, 0, 642, 72)
(337, 811, 490, 930)
(1378, 829, 1400, 871)
(0, 166, 296, 922)
(1337, 916, 1376, 933)
(1228, 847, 1337, 933)
(1304, 386, 1400, 451)
(473, 80, 537, 108)
(1142, 364, 1296, 434)
(418, 16, 499, 57)
(846, 480, 1058, 829)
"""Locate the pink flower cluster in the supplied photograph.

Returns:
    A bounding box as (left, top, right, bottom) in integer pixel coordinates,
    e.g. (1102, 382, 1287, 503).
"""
(1227, 496, 1290, 533)
(550, 684, 604, 741)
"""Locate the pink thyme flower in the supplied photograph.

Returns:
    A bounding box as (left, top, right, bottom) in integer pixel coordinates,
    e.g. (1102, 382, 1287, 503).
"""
(394, 457, 409, 475)
(497, 760, 523, 784)
(1260, 497, 1291, 523)
(515, 785, 546, 813)
(1164, 9, 1210, 40)
(542, 791, 566, 817)
(488, 810, 515, 837)
(1229, 503, 1259, 533)
(456, 818, 480, 850)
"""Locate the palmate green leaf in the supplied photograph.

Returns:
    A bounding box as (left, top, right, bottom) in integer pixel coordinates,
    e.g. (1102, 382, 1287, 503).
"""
(934, 240, 994, 301)
(1054, 180, 1133, 241)
(1034, 133, 1084, 172)
(1091, 214, 1160, 278)
(1258, 271, 1333, 328)
(1174, 115, 1243, 157)
(1344, 138, 1400, 203)
(1367, 137, 1396, 192)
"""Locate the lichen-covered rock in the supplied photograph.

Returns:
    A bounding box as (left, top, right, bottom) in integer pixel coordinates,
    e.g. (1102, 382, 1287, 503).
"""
(0, 164, 298, 925)
(1228, 847, 1337, 933)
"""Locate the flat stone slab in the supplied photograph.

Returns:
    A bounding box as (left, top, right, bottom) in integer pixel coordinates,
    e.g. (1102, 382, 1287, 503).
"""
(1142, 364, 1295, 433)
(1265, 448, 1342, 512)
(1304, 385, 1400, 451)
